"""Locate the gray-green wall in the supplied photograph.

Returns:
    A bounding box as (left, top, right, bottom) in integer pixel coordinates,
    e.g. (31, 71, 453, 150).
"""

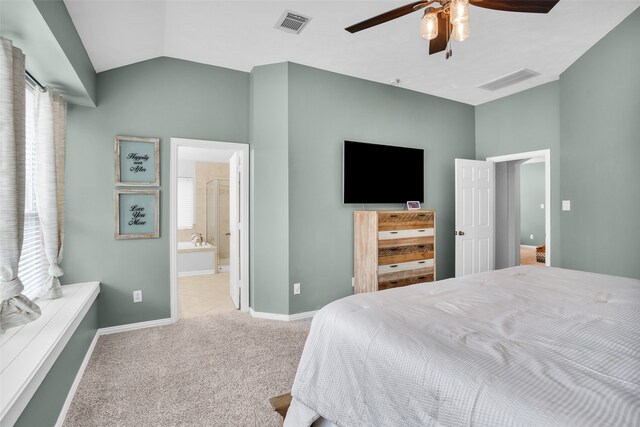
(476, 8, 640, 278)
(559, 8, 640, 278)
(520, 162, 545, 246)
(250, 63, 290, 314)
(287, 63, 475, 313)
(14, 300, 98, 427)
(476, 81, 562, 266)
(63, 58, 250, 327)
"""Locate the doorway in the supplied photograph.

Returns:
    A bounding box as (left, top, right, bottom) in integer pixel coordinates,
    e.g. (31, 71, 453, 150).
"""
(487, 149, 551, 268)
(454, 149, 550, 277)
(170, 138, 249, 322)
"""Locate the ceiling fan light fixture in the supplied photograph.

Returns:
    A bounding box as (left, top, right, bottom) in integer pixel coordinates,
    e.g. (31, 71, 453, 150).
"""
(449, 0, 470, 24)
(421, 9, 439, 40)
(453, 20, 470, 41)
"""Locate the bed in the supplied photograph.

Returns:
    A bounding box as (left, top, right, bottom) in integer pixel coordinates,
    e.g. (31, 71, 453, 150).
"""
(284, 266, 640, 427)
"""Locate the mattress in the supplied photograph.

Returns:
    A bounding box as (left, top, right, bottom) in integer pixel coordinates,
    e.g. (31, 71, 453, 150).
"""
(285, 266, 640, 427)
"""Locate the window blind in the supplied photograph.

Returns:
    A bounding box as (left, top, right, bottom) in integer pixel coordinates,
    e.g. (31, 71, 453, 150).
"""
(19, 86, 49, 299)
(177, 177, 194, 229)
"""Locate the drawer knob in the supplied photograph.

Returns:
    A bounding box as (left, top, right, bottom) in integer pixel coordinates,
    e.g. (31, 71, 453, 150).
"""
(390, 231, 398, 234)
(390, 265, 398, 268)
(418, 229, 425, 233)
(418, 261, 425, 264)
(390, 214, 398, 218)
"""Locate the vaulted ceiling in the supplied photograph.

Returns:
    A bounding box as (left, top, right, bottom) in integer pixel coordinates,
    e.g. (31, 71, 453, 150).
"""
(64, 0, 639, 105)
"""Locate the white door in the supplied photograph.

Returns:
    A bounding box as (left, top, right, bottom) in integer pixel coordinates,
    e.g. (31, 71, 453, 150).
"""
(229, 153, 241, 309)
(455, 159, 495, 277)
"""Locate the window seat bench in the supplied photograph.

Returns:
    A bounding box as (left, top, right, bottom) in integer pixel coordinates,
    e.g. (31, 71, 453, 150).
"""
(0, 282, 100, 426)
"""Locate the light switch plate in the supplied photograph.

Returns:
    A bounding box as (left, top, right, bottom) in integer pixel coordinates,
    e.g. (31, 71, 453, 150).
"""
(540, 203, 545, 209)
(562, 200, 571, 211)
(133, 290, 142, 303)
(293, 283, 301, 295)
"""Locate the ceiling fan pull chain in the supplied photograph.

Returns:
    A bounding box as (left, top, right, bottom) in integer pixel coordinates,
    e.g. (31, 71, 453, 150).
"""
(445, 15, 453, 59)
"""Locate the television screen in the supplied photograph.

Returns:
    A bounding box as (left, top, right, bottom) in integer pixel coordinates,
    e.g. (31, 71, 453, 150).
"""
(343, 141, 424, 204)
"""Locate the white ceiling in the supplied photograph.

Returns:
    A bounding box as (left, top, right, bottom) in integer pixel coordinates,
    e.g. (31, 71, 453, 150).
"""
(64, 0, 639, 105)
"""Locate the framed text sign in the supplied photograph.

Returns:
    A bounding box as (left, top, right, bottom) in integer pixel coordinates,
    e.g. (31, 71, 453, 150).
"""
(115, 136, 160, 186)
(114, 190, 159, 239)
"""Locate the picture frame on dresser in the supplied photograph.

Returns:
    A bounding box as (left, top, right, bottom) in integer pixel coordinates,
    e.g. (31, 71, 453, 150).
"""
(115, 136, 160, 186)
(114, 189, 160, 239)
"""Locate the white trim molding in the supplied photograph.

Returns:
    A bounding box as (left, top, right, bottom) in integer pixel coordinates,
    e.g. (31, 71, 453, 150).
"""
(1, 282, 100, 427)
(249, 308, 317, 321)
(487, 149, 551, 267)
(98, 318, 173, 336)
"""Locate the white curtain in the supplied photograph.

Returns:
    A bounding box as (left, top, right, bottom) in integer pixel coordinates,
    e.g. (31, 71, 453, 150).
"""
(0, 38, 41, 332)
(34, 88, 66, 299)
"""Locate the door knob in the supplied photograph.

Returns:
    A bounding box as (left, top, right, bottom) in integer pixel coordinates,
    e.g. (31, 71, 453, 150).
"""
(225, 232, 231, 236)
(458, 231, 465, 236)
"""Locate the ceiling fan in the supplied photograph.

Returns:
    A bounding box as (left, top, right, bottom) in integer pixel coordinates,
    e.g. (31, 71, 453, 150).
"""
(345, 0, 559, 58)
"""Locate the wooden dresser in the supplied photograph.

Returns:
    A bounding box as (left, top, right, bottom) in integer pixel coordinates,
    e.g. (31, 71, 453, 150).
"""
(354, 210, 436, 293)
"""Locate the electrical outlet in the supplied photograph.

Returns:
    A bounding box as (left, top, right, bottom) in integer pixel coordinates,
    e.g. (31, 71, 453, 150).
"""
(562, 200, 571, 211)
(530, 234, 534, 240)
(540, 203, 545, 209)
(352, 277, 355, 287)
(293, 283, 301, 295)
(133, 290, 142, 303)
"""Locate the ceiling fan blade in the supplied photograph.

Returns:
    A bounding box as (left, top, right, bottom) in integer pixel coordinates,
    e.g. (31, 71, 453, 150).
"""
(429, 13, 451, 55)
(346, 1, 429, 33)
(469, 0, 559, 14)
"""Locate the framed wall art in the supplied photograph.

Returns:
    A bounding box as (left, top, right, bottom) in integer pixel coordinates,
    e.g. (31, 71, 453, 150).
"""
(115, 136, 160, 186)
(114, 189, 159, 239)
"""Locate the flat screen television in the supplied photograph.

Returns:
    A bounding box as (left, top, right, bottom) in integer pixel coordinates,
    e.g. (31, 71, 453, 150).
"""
(343, 141, 424, 204)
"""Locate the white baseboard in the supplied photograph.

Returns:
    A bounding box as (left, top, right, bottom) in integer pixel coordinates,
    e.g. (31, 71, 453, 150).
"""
(177, 269, 217, 277)
(55, 316, 175, 426)
(99, 318, 174, 335)
(54, 331, 100, 427)
(249, 308, 317, 321)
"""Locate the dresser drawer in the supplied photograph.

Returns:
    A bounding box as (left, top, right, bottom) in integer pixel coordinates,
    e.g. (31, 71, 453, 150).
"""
(378, 273, 435, 290)
(378, 258, 434, 274)
(378, 211, 434, 231)
(378, 228, 434, 240)
(378, 267, 434, 288)
(378, 242, 434, 265)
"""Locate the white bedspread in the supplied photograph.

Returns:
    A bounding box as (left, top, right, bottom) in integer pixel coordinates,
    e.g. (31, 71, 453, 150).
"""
(286, 266, 640, 427)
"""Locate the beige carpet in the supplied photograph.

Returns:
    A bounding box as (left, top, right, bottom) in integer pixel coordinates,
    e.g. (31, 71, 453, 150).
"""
(63, 312, 310, 427)
(178, 273, 235, 319)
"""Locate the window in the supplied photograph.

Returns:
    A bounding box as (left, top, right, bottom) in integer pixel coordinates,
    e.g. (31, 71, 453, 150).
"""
(177, 177, 194, 229)
(18, 85, 49, 299)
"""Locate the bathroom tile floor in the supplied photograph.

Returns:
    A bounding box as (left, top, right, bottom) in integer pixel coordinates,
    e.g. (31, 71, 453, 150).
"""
(178, 273, 236, 319)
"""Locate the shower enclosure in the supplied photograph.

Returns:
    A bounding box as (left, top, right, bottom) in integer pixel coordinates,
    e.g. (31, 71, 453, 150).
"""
(206, 179, 230, 270)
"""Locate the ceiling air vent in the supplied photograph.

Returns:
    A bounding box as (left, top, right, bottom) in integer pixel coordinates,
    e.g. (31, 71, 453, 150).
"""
(275, 11, 311, 34)
(478, 68, 540, 91)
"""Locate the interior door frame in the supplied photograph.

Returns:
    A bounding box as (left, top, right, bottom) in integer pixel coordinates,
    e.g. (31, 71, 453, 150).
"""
(487, 149, 551, 267)
(170, 137, 250, 322)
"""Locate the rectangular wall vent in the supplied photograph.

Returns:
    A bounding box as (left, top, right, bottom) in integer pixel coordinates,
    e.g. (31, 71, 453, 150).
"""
(275, 11, 311, 34)
(478, 68, 540, 91)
